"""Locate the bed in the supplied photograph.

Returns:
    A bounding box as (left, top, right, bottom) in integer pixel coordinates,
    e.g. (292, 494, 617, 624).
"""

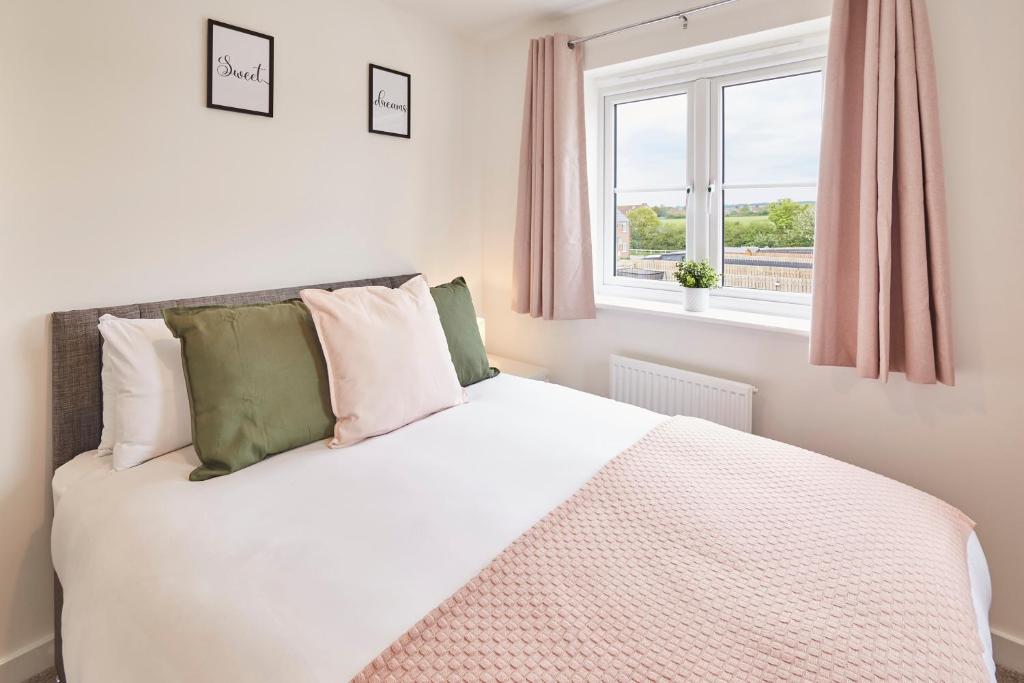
(50, 275, 996, 682)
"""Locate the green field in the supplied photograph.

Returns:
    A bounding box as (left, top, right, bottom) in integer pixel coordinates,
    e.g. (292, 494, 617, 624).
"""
(627, 199, 814, 251)
(659, 217, 686, 231)
(659, 216, 774, 230)
(637, 215, 776, 251)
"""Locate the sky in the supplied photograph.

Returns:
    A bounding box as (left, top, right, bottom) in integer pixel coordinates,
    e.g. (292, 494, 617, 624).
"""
(616, 71, 822, 208)
(616, 93, 687, 190)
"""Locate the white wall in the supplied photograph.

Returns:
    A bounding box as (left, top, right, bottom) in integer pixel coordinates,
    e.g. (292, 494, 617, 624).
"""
(0, 0, 482, 674)
(3, 0, 1023, 676)
(478, 0, 1024, 663)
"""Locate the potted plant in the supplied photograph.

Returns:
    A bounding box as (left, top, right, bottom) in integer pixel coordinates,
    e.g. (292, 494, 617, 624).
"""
(673, 259, 720, 312)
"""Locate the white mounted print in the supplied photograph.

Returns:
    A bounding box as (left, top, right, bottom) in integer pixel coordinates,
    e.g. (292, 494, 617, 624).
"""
(369, 64, 410, 138)
(207, 19, 273, 117)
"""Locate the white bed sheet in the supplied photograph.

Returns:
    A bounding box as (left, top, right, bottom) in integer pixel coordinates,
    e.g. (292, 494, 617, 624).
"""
(52, 374, 996, 682)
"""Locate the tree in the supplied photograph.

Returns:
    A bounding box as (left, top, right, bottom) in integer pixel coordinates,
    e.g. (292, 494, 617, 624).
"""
(627, 206, 659, 232)
(767, 198, 803, 230)
(766, 198, 815, 247)
(787, 208, 815, 246)
(627, 206, 660, 249)
(724, 218, 773, 247)
(650, 221, 686, 251)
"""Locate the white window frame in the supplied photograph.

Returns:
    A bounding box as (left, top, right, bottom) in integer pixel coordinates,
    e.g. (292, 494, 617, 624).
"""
(709, 58, 825, 307)
(592, 41, 827, 317)
(601, 82, 694, 297)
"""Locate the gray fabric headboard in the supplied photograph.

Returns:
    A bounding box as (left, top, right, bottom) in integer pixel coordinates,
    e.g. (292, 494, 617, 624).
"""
(49, 273, 418, 681)
(50, 273, 417, 471)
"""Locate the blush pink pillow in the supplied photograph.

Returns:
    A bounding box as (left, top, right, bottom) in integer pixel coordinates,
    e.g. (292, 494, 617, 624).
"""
(300, 276, 465, 447)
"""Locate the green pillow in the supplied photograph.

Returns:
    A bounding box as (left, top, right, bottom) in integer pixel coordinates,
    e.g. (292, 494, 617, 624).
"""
(430, 277, 497, 387)
(163, 301, 334, 481)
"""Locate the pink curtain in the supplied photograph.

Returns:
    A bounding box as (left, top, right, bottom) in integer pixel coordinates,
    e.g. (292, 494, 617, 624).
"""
(512, 34, 596, 320)
(811, 0, 954, 385)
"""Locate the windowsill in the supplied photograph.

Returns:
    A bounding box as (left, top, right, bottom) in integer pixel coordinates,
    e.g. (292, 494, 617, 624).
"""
(595, 294, 811, 336)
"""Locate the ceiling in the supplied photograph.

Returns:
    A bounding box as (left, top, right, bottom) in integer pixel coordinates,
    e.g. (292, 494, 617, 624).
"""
(387, 0, 612, 38)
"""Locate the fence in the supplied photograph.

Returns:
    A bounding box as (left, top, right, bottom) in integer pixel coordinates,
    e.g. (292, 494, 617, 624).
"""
(615, 248, 813, 294)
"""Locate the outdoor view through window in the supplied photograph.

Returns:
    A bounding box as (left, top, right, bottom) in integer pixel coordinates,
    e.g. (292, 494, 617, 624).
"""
(613, 70, 823, 295)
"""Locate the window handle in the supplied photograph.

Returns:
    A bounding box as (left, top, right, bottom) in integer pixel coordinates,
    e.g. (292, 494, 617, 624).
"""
(707, 181, 716, 215)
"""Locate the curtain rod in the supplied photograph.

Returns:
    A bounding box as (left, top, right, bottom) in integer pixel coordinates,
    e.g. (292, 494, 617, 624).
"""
(567, 0, 741, 49)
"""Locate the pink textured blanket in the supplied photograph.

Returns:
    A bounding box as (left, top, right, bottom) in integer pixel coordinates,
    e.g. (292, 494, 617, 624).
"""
(355, 417, 986, 681)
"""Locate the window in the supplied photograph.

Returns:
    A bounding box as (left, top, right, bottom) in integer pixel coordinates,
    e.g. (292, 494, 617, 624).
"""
(596, 50, 825, 311)
(716, 68, 823, 297)
(613, 89, 687, 281)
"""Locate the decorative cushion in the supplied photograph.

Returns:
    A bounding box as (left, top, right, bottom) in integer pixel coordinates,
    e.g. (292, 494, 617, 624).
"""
(97, 315, 191, 470)
(301, 276, 464, 447)
(163, 301, 334, 481)
(430, 277, 498, 387)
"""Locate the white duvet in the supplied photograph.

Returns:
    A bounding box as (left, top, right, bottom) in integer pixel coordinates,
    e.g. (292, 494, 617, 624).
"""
(52, 374, 996, 682)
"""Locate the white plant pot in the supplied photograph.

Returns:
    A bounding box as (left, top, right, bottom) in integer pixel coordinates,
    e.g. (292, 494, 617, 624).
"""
(683, 287, 710, 312)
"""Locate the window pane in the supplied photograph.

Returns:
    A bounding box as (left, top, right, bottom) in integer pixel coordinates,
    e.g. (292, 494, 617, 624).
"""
(723, 72, 822, 185)
(615, 94, 687, 190)
(722, 188, 815, 294)
(614, 191, 687, 281)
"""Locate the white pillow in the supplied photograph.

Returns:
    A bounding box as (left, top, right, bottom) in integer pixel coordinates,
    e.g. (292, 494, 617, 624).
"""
(97, 315, 192, 470)
(98, 344, 116, 455)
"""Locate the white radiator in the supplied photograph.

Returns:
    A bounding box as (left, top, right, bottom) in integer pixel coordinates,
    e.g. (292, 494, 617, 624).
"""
(609, 355, 756, 433)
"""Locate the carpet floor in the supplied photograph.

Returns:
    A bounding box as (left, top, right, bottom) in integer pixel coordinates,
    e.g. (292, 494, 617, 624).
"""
(998, 666, 1024, 683)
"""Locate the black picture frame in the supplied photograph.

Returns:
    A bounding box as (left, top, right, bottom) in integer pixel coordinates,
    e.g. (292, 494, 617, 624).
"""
(207, 19, 274, 117)
(368, 64, 411, 139)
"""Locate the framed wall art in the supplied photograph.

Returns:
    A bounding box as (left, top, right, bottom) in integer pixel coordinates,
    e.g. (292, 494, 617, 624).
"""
(368, 64, 410, 138)
(207, 19, 274, 117)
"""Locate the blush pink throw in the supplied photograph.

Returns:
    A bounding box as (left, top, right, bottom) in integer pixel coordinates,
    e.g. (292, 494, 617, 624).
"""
(355, 417, 986, 681)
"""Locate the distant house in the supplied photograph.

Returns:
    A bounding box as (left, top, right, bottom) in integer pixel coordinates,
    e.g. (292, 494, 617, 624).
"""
(615, 208, 630, 259)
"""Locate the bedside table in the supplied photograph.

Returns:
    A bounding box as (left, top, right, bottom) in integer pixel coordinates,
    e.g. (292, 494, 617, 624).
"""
(487, 353, 550, 382)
